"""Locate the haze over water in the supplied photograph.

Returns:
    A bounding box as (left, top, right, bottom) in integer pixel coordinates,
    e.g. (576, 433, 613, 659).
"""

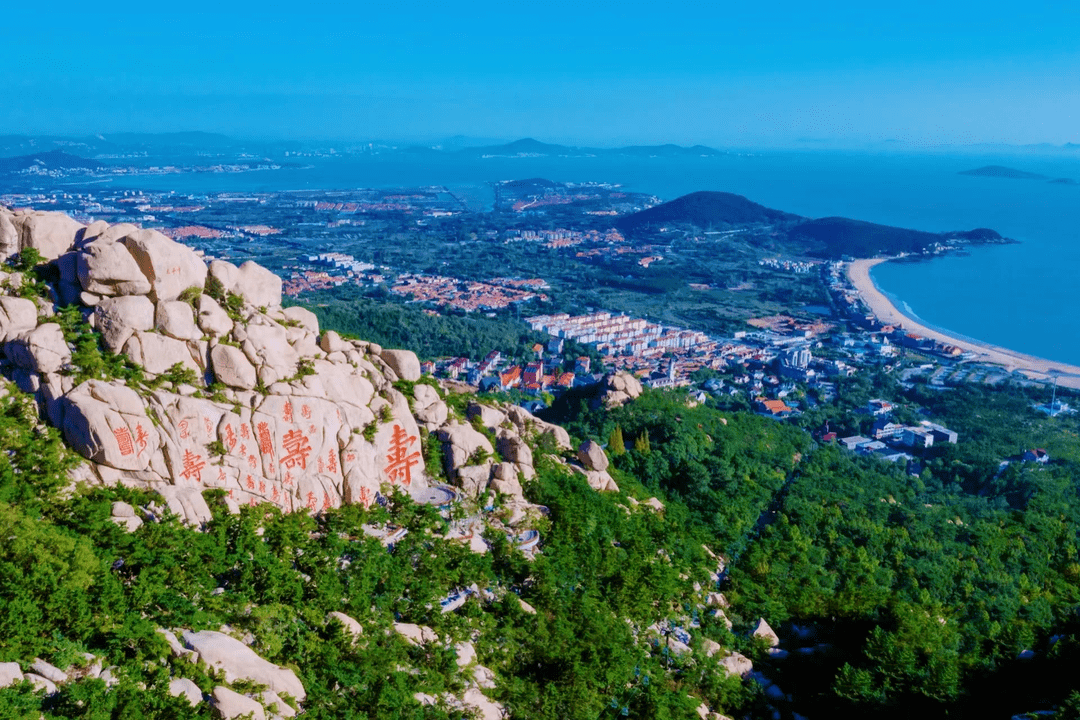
(108, 149, 1080, 366)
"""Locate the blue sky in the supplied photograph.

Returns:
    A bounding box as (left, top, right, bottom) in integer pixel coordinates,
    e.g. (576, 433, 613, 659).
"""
(4, 1, 1078, 147)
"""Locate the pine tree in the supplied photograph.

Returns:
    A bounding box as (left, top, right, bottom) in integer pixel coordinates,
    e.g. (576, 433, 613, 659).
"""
(634, 430, 650, 454)
(608, 426, 626, 455)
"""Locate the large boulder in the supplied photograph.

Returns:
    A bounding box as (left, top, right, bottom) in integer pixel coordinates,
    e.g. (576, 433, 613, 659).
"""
(234, 261, 282, 308)
(123, 331, 201, 376)
(0, 662, 23, 689)
(11, 210, 84, 260)
(5, 323, 70, 374)
(197, 294, 233, 337)
(60, 380, 159, 471)
(751, 618, 780, 648)
(182, 630, 305, 701)
(0, 296, 39, 342)
(210, 686, 265, 720)
(211, 344, 258, 390)
(122, 228, 207, 302)
(577, 439, 609, 472)
(380, 348, 421, 381)
(436, 422, 494, 473)
(94, 296, 155, 353)
(237, 321, 298, 384)
(156, 300, 202, 341)
(719, 651, 753, 679)
(168, 678, 203, 707)
(75, 239, 151, 296)
(0, 211, 18, 261)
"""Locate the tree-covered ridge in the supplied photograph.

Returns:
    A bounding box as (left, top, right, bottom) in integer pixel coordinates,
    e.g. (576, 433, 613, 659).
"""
(0, 378, 770, 720)
(551, 383, 1080, 718)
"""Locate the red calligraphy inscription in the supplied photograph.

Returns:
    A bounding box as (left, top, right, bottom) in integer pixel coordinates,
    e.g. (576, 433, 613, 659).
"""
(305, 491, 318, 512)
(271, 486, 280, 503)
(113, 426, 135, 457)
(248, 455, 257, 470)
(280, 429, 311, 470)
(240, 423, 250, 440)
(258, 480, 266, 494)
(357, 486, 373, 508)
(246, 475, 255, 490)
(257, 422, 274, 459)
(323, 492, 332, 510)
(178, 419, 190, 440)
(180, 450, 205, 482)
(327, 450, 338, 475)
(283, 402, 294, 424)
(301, 404, 312, 420)
(225, 424, 237, 451)
(217, 468, 227, 483)
(135, 424, 149, 454)
(204, 416, 213, 436)
(384, 424, 421, 486)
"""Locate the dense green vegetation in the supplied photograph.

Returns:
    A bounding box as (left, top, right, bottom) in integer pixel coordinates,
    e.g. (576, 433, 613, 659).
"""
(0, 381, 766, 719)
(552, 382, 1080, 718)
(295, 287, 547, 360)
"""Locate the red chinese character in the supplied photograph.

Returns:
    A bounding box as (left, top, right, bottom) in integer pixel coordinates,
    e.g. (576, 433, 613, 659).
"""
(246, 475, 255, 490)
(323, 492, 332, 510)
(180, 450, 205, 482)
(384, 424, 421, 486)
(301, 404, 312, 420)
(357, 486, 373, 508)
(306, 491, 318, 511)
(258, 480, 266, 494)
(317, 456, 324, 473)
(271, 486, 280, 503)
(280, 429, 312, 470)
(249, 497, 257, 507)
(113, 426, 135, 457)
(248, 455, 257, 470)
(204, 416, 214, 436)
(283, 402, 294, 424)
(218, 468, 227, 482)
(327, 450, 338, 474)
(309, 424, 316, 434)
(257, 422, 274, 459)
(283, 471, 294, 486)
(240, 423, 251, 440)
(346, 452, 356, 463)
(135, 424, 149, 454)
(239, 443, 247, 456)
(225, 424, 237, 451)
(178, 419, 190, 440)
(229, 488, 235, 498)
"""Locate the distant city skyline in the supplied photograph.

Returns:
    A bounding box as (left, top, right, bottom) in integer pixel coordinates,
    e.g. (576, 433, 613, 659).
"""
(5, 1, 1079, 148)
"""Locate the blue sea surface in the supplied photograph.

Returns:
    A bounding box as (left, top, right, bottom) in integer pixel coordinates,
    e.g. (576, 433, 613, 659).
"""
(108, 149, 1080, 365)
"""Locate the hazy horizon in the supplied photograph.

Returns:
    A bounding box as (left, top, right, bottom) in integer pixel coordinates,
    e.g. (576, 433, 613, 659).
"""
(4, 1, 1079, 148)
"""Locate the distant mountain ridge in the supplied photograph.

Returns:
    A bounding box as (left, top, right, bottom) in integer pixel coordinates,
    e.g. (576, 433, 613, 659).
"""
(456, 137, 725, 158)
(959, 165, 1048, 180)
(616, 190, 1009, 258)
(0, 150, 107, 173)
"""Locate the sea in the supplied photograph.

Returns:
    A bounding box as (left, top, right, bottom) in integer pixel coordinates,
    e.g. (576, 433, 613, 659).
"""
(99, 148, 1080, 367)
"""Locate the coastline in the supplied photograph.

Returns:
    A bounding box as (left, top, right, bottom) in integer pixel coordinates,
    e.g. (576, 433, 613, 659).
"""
(846, 258, 1080, 390)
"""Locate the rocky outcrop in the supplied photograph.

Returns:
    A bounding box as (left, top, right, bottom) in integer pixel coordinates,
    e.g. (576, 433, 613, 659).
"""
(600, 371, 643, 408)
(577, 439, 609, 471)
(380, 348, 421, 382)
(211, 686, 265, 720)
(751, 618, 780, 647)
(182, 630, 305, 701)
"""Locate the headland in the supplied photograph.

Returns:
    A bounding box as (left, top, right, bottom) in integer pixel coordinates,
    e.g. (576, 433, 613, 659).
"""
(847, 257, 1080, 389)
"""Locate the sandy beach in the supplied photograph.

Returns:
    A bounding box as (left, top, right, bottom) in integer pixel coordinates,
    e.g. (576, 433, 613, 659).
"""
(847, 258, 1080, 389)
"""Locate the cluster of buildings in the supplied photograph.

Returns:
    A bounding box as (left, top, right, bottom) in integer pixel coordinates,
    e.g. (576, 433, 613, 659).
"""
(503, 228, 624, 248)
(758, 257, 820, 274)
(830, 400, 960, 466)
(429, 349, 589, 398)
(392, 274, 550, 313)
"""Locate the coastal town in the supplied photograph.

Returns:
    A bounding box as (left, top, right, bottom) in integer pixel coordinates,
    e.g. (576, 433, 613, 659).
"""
(2, 172, 1069, 476)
